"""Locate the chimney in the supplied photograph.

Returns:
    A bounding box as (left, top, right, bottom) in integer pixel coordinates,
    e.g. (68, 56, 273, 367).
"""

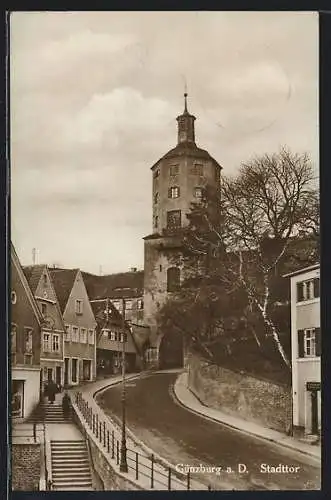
(130, 267, 137, 272)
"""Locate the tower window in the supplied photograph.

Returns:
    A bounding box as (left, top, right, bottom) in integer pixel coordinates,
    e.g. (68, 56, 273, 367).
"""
(167, 267, 180, 292)
(191, 164, 204, 176)
(154, 192, 159, 204)
(167, 210, 181, 229)
(169, 165, 179, 176)
(194, 187, 203, 199)
(168, 186, 180, 199)
(154, 215, 159, 228)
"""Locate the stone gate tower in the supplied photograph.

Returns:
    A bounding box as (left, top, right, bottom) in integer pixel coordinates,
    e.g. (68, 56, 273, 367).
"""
(143, 94, 222, 367)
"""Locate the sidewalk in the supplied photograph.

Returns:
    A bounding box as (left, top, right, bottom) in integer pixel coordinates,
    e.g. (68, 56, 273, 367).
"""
(69, 373, 207, 491)
(174, 372, 321, 462)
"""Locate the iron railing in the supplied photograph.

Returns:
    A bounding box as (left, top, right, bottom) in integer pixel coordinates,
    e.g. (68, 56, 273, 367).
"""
(74, 391, 211, 491)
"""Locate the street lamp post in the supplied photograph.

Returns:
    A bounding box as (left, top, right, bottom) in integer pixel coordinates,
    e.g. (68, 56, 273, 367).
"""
(119, 297, 128, 473)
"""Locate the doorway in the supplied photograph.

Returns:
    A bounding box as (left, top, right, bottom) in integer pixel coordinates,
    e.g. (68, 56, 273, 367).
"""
(47, 368, 53, 381)
(311, 390, 318, 435)
(83, 360, 91, 381)
(71, 358, 78, 383)
(55, 366, 62, 388)
(64, 358, 69, 386)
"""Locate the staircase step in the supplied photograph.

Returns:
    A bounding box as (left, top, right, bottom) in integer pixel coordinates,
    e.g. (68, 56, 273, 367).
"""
(54, 486, 94, 491)
(52, 479, 92, 486)
(53, 470, 91, 477)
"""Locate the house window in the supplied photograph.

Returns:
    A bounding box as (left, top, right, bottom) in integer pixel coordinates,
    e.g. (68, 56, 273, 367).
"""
(191, 163, 204, 176)
(298, 328, 321, 358)
(168, 186, 180, 199)
(11, 325, 17, 352)
(88, 329, 94, 345)
(11, 291, 17, 304)
(170, 165, 179, 176)
(52, 334, 60, 352)
(43, 333, 51, 352)
(194, 187, 203, 199)
(125, 300, 133, 310)
(167, 210, 181, 229)
(167, 267, 180, 292)
(24, 328, 33, 353)
(41, 303, 47, 315)
(137, 299, 144, 310)
(103, 329, 109, 338)
(109, 331, 116, 341)
(154, 215, 159, 229)
(80, 328, 87, 343)
(154, 192, 159, 204)
(153, 169, 160, 179)
(75, 299, 83, 315)
(112, 300, 121, 311)
(297, 278, 320, 302)
(64, 325, 71, 341)
(72, 326, 79, 342)
(120, 333, 128, 343)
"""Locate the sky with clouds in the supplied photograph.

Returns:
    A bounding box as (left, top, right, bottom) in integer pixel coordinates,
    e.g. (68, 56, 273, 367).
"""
(10, 11, 318, 274)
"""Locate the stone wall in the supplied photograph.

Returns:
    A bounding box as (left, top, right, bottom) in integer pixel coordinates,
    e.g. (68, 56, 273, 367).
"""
(72, 406, 142, 491)
(187, 352, 292, 433)
(11, 443, 41, 491)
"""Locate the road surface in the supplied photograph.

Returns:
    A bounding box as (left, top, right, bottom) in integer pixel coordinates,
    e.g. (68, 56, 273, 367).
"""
(96, 371, 320, 490)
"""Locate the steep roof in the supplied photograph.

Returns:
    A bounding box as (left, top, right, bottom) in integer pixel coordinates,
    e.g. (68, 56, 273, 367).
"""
(11, 243, 43, 325)
(90, 299, 122, 330)
(151, 142, 222, 170)
(49, 268, 78, 313)
(82, 270, 144, 300)
(23, 265, 45, 294)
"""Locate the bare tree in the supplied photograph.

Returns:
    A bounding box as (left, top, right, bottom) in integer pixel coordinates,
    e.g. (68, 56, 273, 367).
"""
(180, 147, 319, 369)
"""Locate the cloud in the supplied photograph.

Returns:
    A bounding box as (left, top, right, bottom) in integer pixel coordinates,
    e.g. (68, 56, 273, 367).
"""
(10, 11, 318, 273)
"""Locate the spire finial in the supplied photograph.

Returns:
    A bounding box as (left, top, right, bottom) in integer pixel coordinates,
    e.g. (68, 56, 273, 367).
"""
(184, 91, 188, 112)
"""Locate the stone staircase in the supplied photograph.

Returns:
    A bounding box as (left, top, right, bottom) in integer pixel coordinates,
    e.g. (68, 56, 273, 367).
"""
(50, 440, 93, 490)
(29, 402, 72, 424)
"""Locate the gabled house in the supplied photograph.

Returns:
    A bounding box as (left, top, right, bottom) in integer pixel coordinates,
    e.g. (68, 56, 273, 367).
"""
(11, 243, 43, 419)
(49, 268, 97, 386)
(82, 268, 150, 362)
(284, 263, 320, 438)
(90, 298, 140, 376)
(23, 265, 65, 390)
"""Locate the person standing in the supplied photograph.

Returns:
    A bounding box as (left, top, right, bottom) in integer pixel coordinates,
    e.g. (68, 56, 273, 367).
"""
(47, 379, 57, 404)
(62, 391, 71, 419)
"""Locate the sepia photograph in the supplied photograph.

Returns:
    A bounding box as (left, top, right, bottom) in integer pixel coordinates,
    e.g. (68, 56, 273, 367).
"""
(9, 11, 320, 491)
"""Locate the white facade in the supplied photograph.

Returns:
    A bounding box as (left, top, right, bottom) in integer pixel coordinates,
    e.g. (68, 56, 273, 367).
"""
(12, 366, 41, 420)
(286, 264, 320, 435)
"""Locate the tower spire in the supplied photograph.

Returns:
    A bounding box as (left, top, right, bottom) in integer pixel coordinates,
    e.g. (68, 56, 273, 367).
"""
(184, 92, 188, 113)
(176, 91, 196, 145)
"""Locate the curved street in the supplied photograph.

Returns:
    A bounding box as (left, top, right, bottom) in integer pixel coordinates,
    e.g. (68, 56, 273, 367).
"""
(96, 371, 320, 491)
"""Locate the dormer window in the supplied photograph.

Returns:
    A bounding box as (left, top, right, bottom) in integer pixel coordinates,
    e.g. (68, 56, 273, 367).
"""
(75, 299, 83, 315)
(153, 169, 160, 179)
(43, 274, 47, 286)
(154, 192, 159, 204)
(11, 291, 17, 304)
(41, 303, 47, 316)
(194, 187, 203, 199)
(168, 186, 180, 199)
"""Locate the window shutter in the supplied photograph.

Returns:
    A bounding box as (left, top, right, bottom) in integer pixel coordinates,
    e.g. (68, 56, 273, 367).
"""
(297, 282, 304, 302)
(315, 328, 321, 356)
(177, 186, 180, 197)
(298, 330, 305, 358)
(168, 188, 171, 198)
(313, 278, 320, 298)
